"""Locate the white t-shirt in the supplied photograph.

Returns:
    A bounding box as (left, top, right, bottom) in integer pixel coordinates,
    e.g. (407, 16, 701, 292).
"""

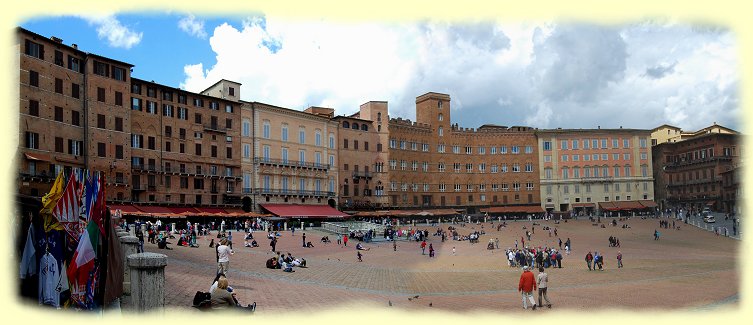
(217, 245, 233, 263)
(39, 252, 60, 307)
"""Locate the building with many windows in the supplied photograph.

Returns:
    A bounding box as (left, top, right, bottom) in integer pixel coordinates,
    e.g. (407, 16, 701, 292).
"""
(241, 100, 340, 212)
(386, 93, 541, 214)
(651, 124, 741, 213)
(334, 101, 390, 210)
(536, 128, 655, 215)
(17, 27, 243, 210)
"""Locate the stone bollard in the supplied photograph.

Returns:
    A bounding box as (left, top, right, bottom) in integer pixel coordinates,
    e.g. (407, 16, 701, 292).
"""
(127, 252, 168, 313)
(117, 231, 129, 238)
(119, 236, 140, 295)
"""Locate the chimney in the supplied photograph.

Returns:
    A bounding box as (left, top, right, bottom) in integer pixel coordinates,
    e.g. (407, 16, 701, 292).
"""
(50, 36, 63, 43)
(72, 43, 78, 49)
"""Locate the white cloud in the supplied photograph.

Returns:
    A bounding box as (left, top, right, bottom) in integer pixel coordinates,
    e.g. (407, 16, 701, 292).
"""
(180, 18, 740, 132)
(81, 15, 142, 49)
(178, 14, 207, 39)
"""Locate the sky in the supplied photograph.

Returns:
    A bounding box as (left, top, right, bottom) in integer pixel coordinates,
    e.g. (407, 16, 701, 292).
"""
(20, 13, 741, 132)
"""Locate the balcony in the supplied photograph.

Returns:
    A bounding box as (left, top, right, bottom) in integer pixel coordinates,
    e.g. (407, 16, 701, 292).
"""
(203, 123, 227, 133)
(253, 157, 329, 170)
(254, 187, 335, 197)
(352, 171, 373, 179)
(132, 164, 160, 173)
(113, 177, 128, 187)
(19, 172, 56, 183)
(132, 185, 146, 191)
(579, 176, 614, 183)
(664, 156, 733, 169)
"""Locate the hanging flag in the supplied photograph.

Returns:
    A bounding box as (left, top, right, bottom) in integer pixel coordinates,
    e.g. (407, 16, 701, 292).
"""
(81, 170, 99, 223)
(66, 220, 100, 304)
(90, 172, 106, 234)
(40, 171, 65, 216)
(19, 224, 36, 279)
(53, 172, 82, 240)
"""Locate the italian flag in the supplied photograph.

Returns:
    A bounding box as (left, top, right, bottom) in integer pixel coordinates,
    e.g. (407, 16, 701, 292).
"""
(67, 220, 100, 293)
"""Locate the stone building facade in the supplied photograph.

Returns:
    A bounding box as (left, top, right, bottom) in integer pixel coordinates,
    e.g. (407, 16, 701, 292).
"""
(651, 124, 740, 212)
(536, 128, 655, 215)
(386, 93, 541, 213)
(333, 101, 390, 210)
(240, 101, 340, 211)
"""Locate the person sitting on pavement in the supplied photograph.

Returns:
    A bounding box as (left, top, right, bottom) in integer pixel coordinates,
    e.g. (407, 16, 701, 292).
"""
(210, 276, 256, 311)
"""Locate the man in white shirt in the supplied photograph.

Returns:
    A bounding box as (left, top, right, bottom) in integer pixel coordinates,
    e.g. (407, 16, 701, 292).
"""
(217, 239, 233, 275)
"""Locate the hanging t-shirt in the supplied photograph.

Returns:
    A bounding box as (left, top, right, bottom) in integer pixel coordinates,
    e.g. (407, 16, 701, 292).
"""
(20, 225, 37, 279)
(39, 252, 60, 307)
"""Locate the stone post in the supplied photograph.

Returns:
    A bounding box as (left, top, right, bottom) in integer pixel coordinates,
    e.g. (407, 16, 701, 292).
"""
(127, 252, 168, 313)
(284, 221, 288, 231)
(117, 231, 129, 238)
(119, 236, 139, 295)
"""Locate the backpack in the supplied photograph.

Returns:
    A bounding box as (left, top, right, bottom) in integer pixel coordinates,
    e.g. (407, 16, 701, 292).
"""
(192, 291, 211, 306)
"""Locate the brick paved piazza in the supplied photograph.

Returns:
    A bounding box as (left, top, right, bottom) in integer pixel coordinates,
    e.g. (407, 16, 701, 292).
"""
(151, 218, 739, 314)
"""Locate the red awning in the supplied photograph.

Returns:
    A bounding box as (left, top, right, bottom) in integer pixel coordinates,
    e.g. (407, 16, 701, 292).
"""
(599, 202, 619, 211)
(572, 203, 596, 208)
(109, 204, 144, 214)
(24, 152, 51, 162)
(196, 207, 228, 214)
(168, 207, 200, 214)
(638, 200, 658, 208)
(261, 204, 349, 218)
(481, 206, 544, 213)
(617, 201, 644, 210)
(134, 205, 174, 214)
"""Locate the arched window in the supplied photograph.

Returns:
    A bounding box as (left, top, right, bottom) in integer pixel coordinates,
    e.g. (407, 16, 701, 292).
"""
(352, 122, 359, 130)
(377, 112, 382, 121)
(361, 124, 368, 131)
(378, 125, 382, 132)
(342, 121, 350, 128)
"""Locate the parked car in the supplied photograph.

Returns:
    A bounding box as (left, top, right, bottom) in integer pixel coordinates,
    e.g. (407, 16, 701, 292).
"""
(703, 215, 716, 223)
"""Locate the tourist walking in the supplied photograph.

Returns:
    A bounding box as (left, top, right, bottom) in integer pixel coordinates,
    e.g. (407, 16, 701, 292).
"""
(217, 239, 233, 275)
(343, 234, 348, 247)
(537, 267, 552, 308)
(270, 237, 277, 252)
(429, 243, 435, 257)
(302, 233, 307, 248)
(518, 266, 537, 310)
(617, 251, 623, 268)
(585, 251, 593, 271)
(421, 240, 427, 255)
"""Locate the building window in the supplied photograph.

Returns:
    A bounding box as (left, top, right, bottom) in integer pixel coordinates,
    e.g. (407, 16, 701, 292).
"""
(242, 119, 251, 137)
(71, 83, 80, 99)
(226, 118, 232, 129)
(112, 66, 126, 81)
(27, 100, 40, 116)
(97, 142, 106, 157)
(25, 40, 43, 59)
(115, 117, 123, 131)
(94, 61, 109, 77)
(54, 137, 64, 153)
(71, 111, 80, 126)
(225, 104, 233, 113)
(97, 87, 106, 102)
(132, 97, 142, 111)
(53, 106, 63, 122)
(299, 127, 306, 144)
(561, 140, 568, 150)
(97, 114, 106, 128)
(226, 147, 232, 159)
(195, 143, 202, 156)
(329, 133, 335, 149)
(438, 126, 443, 136)
(115, 145, 124, 159)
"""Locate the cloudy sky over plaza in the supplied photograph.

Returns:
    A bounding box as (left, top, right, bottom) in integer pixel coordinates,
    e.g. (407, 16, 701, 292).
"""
(22, 13, 740, 131)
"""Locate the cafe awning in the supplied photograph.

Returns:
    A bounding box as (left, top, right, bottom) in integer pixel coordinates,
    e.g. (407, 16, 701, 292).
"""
(260, 204, 349, 218)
